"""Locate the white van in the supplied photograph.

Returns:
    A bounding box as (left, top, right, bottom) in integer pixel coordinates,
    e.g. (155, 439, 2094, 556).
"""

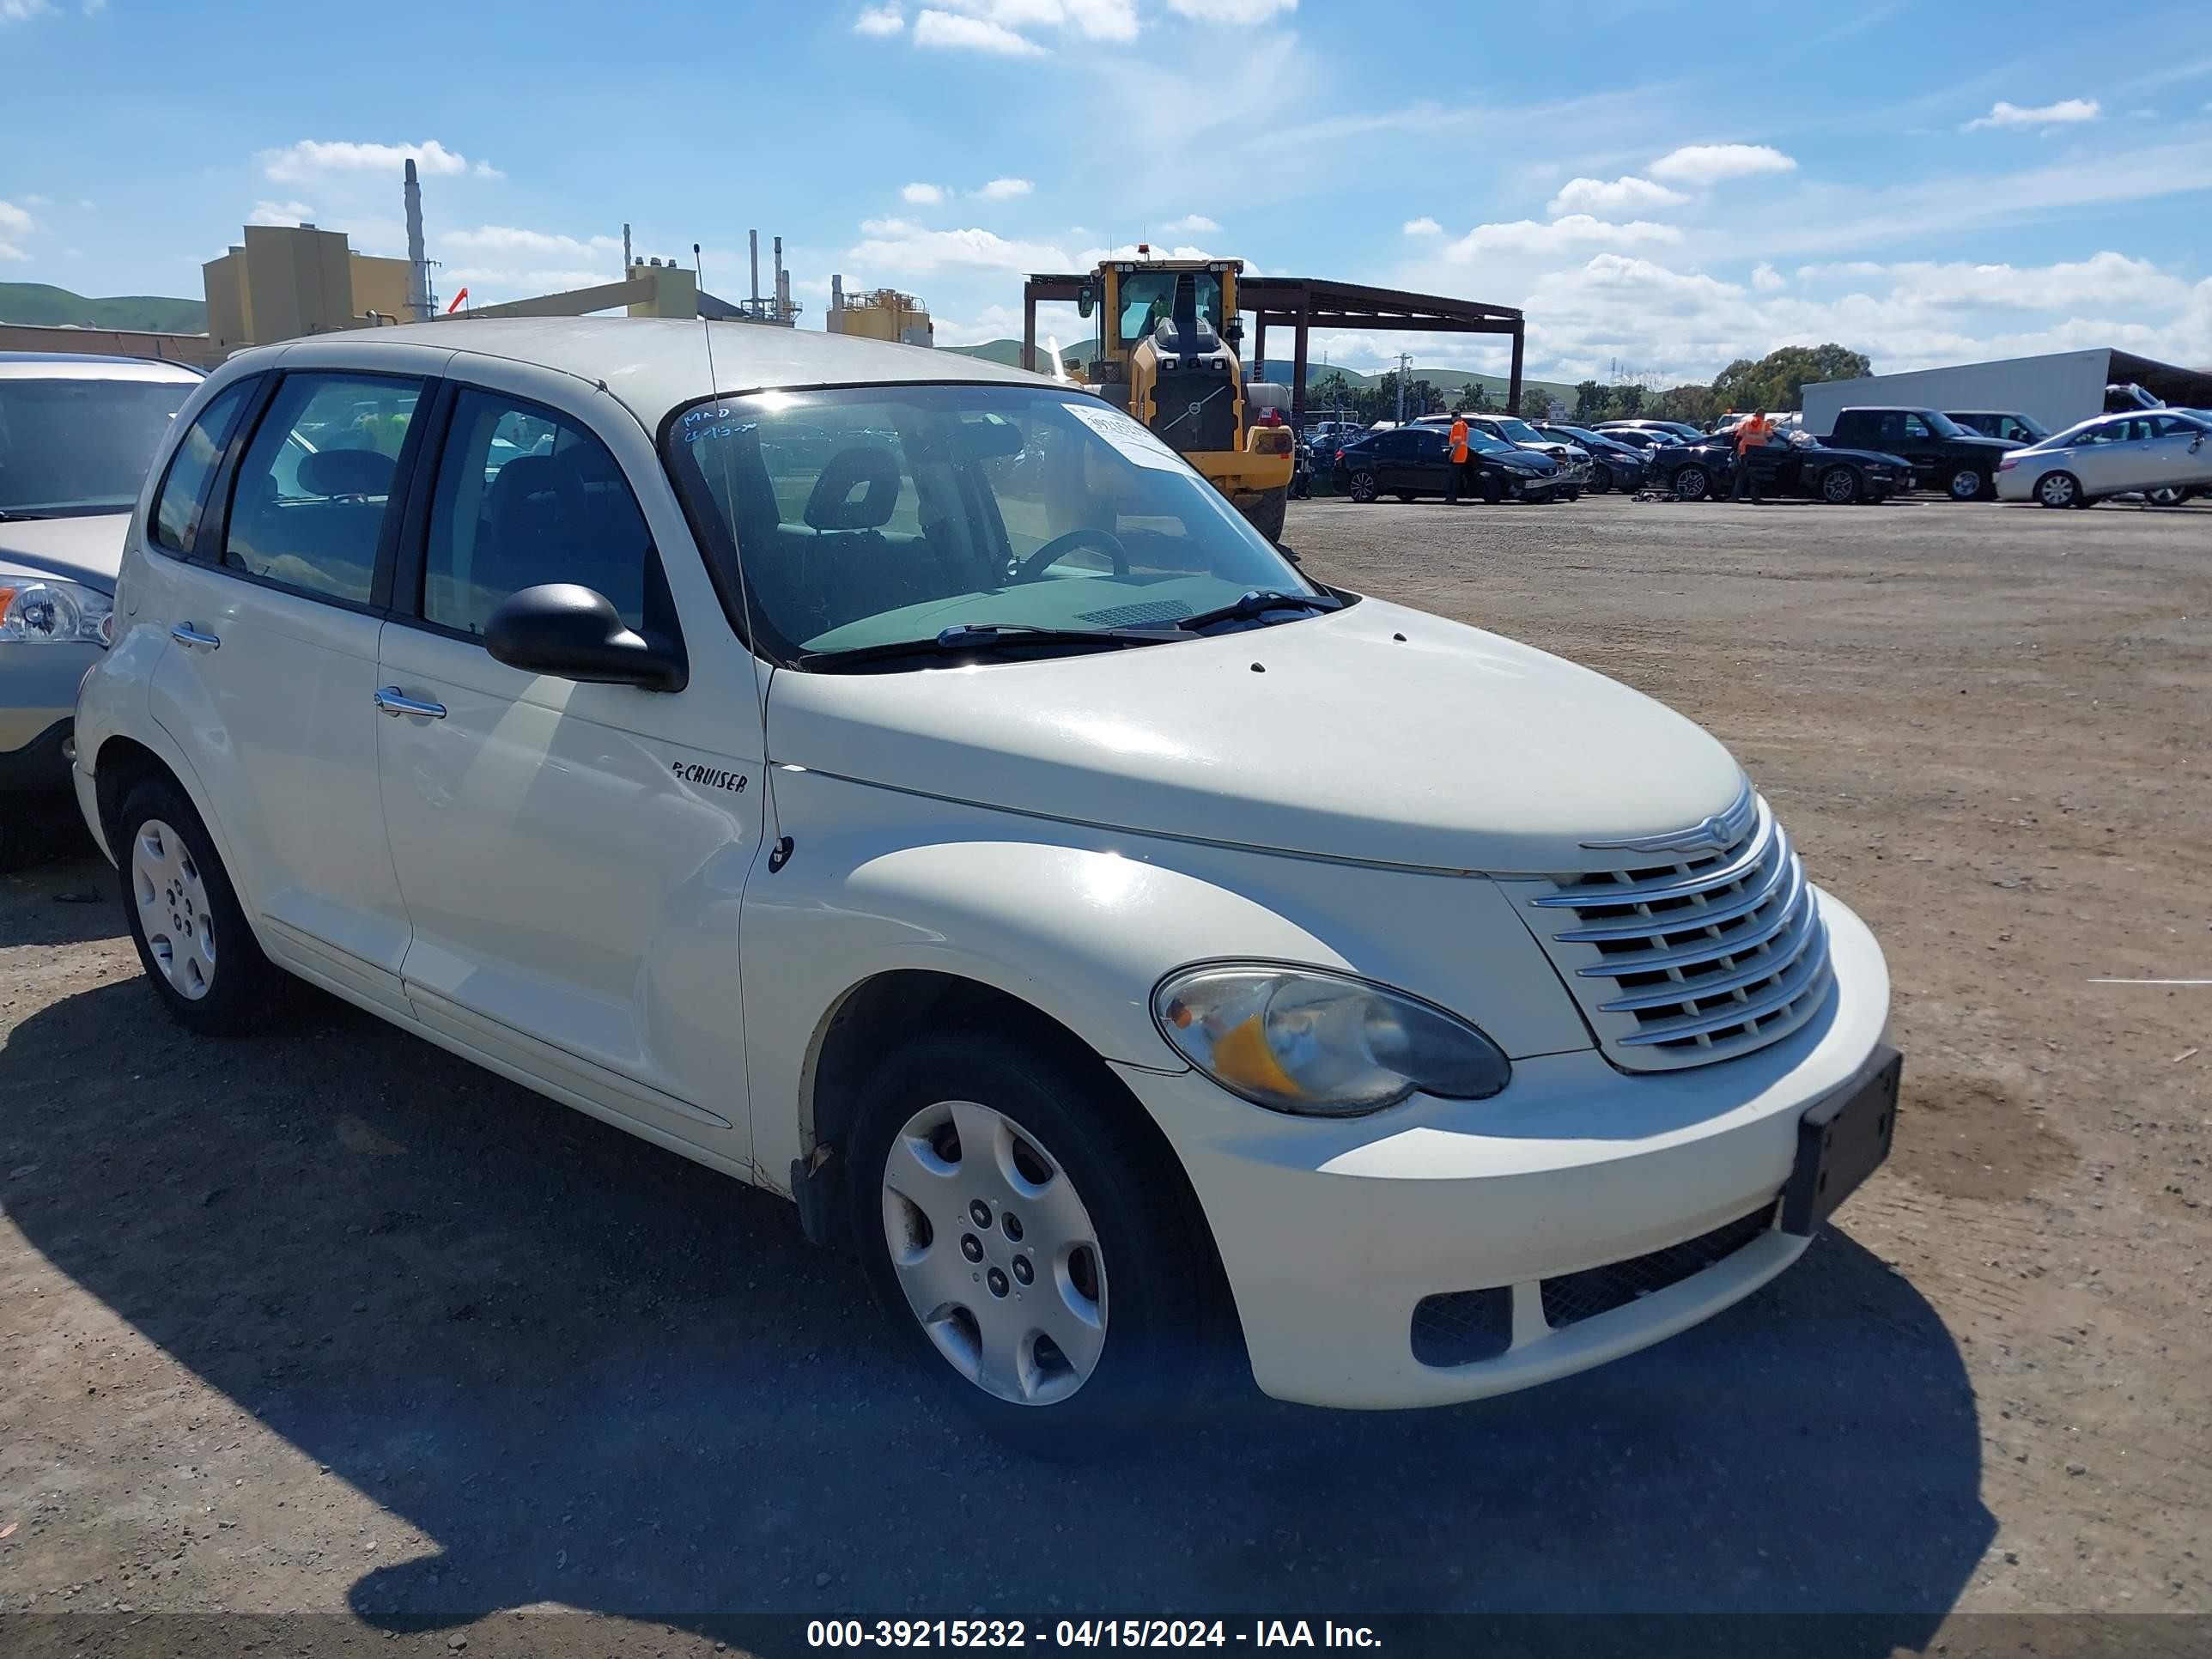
(73, 318, 1897, 1453)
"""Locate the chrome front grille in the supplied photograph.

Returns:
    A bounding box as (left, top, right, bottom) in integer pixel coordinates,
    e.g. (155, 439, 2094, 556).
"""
(1521, 787, 1834, 1071)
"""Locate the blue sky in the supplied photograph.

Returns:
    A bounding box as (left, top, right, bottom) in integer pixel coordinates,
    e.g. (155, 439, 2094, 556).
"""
(5, 0, 2212, 382)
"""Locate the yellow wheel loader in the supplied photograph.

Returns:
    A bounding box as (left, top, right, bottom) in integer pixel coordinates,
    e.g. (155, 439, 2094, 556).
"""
(1064, 256, 1296, 543)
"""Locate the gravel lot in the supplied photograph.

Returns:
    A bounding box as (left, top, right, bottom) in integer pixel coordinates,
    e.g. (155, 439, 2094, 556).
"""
(2, 492, 2208, 1652)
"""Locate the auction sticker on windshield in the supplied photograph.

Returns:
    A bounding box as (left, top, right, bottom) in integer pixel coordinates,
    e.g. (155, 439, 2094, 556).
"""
(1062, 400, 1185, 471)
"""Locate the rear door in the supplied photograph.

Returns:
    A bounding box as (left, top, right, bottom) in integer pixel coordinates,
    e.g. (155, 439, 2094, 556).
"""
(2143, 415, 2212, 489)
(1404, 427, 1453, 494)
(373, 362, 763, 1158)
(143, 351, 441, 1013)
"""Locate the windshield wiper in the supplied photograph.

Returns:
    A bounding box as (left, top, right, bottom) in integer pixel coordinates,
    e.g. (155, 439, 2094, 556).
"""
(799, 621, 1184, 672)
(1171, 588, 1344, 633)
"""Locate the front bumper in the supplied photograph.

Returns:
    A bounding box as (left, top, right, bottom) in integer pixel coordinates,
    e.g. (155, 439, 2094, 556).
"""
(1, 642, 100, 795)
(1113, 888, 1892, 1409)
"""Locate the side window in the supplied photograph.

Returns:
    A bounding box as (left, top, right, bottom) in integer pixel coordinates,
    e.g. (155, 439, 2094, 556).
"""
(1900, 414, 1932, 440)
(1875, 413, 1905, 443)
(423, 390, 656, 636)
(223, 374, 422, 604)
(1411, 429, 1446, 459)
(151, 380, 255, 555)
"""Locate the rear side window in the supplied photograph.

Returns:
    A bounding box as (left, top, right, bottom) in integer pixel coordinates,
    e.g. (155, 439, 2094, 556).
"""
(223, 374, 422, 604)
(152, 380, 255, 555)
(422, 389, 657, 635)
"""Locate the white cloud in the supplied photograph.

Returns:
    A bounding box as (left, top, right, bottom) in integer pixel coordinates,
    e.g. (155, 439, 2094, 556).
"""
(0, 198, 33, 235)
(1165, 213, 1219, 232)
(913, 8, 1048, 52)
(1751, 261, 1784, 291)
(976, 177, 1034, 200)
(442, 225, 624, 260)
(1165, 0, 1295, 19)
(1800, 250, 2189, 312)
(1962, 98, 2101, 132)
(850, 216, 1073, 274)
(902, 181, 946, 204)
(1403, 216, 1443, 236)
(0, 243, 25, 263)
(0, 0, 56, 21)
(1547, 175, 1690, 216)
(854, 3, 905, 32)
(21, 193, 49, 207)
(1647, 143, 1799, 184)
(261, 138, 493, 183)
(1443, 215, 1682, 259)
(247, 199, 318, 227)
(80, 0, 100, 11)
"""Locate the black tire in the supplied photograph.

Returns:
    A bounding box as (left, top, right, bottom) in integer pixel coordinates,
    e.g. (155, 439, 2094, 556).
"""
(115, 775, 295, 1036)
(2146, 485, 2188, 507)
(1479, 472, 1504, 505)
(1394, 493, 1415, 503)
(1347, 470, 1379, 504)
(1586, 465, 1612, 495)
(1237, 484, 1288, 544)
(1673, 464, 1711, 501)
(1946, 465, 1988, 502)
(1560, 486, 1581, 502)
(1820, 465, 1863, 505)
(2035, 471, 2081, 509)
(847, 1020, 1223, 1460)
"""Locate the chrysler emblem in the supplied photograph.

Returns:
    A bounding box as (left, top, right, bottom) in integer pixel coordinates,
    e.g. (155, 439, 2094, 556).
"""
(1583, 782, 1757, 858)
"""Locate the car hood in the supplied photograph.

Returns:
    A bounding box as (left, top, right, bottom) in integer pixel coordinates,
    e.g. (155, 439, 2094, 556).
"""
(767, 596, 1744, 876)
(0, 514, 130, 591)
(1950, 434, 2021, 453)
(1807, 443, 1908, 469)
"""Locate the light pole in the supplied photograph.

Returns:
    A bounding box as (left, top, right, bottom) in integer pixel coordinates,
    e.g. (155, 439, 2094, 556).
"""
(1395, 351, 1412, 423)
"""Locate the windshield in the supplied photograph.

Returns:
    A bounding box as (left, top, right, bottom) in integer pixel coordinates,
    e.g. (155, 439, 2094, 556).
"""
(1467, 428, 1513, 453)
(1923, 410, 1968, 439)
(1114, 271, 1222, 349)
(0, 377, 193, 517)
(1491, 417, 1547, 444)
(664, 383, 1318, 665)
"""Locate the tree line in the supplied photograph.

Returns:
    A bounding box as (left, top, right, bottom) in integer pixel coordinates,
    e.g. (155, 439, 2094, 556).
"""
(1290, 343, 1873, 427)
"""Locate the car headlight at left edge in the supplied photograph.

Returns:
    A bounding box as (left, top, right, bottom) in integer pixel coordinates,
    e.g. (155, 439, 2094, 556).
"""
(1152, 964, 1510, 1117)
(0, 579, 113, 647)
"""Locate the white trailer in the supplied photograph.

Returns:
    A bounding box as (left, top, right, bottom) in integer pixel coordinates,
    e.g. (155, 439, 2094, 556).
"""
(1800, 349, 2114, 437)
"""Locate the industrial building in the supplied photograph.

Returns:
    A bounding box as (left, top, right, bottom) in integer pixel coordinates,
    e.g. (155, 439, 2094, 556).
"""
(827, 277, 933, 347)
(1801, 346, 2212, 436)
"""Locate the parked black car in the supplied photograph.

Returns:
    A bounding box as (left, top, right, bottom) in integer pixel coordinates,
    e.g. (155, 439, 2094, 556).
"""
(1595, 419, 1703, 447)
(1333, 425, 1560, 503)
(1820, 407, 2020, 501)
(1646, 427, 1909, 504)
(1535, 422, 1649, 494)
(1948, 410, 2050, 446)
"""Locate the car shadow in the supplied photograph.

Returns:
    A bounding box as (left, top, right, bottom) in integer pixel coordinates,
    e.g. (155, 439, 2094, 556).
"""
(0, 847, 126, 949)
(0, 976, 1994, 1644)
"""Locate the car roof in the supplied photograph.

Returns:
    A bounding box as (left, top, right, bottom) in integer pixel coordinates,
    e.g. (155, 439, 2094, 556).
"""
(0, 350, 204, 383)
(246, 316, 1049, 431)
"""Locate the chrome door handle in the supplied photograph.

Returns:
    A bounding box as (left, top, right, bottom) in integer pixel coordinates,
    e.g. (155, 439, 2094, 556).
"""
(170, 623, 220, 650)
(373, 686, 447, 720)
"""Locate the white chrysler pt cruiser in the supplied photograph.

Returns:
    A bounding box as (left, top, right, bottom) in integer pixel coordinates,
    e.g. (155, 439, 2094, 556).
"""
(74, 318, 1898, 1454)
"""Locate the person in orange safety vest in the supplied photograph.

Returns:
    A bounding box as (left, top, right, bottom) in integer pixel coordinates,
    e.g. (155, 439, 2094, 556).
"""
(1730, 410, 1775, 501)
(1447, 414, 1471, 504)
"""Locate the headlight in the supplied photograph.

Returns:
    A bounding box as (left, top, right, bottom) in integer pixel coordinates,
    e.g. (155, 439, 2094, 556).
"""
(1152, 965, 1510, 1117)
(0, 578, 112, 646)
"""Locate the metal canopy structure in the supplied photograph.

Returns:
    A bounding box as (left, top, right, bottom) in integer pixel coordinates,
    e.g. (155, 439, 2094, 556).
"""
(1019, 272, 1526, 423)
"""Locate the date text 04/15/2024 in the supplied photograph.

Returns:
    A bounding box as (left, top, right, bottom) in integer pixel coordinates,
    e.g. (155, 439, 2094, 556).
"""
(806, 1621, 1382, 1650)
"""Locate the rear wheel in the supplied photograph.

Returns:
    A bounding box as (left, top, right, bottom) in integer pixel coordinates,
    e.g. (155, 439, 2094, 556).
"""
(1820, 466, 1863, 505)
(848, 1023, 1220, 1459)
(117, 776, 295, 1035)
(2035, 471, 2081, 509)
(1348, 470, 1379, 504)
(1673, 464, 1711, 501)
(2146, 485, 2190, 507)
(1237, 484, 1288, 544)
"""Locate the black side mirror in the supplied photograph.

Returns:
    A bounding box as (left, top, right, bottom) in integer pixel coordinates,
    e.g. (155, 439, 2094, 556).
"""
(484, 583, 687, 691)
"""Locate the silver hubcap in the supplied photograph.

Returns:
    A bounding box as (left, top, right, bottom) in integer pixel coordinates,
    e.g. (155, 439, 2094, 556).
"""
(1951, 470, 1979, 499)
(131, 818, 216, 1000)
(1680, 469, 1707, 499)
(880, 1099, 1107, 1407)
(2041, 476, 2074, 505)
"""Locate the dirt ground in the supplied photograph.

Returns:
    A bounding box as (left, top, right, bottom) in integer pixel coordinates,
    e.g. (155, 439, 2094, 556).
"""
(1, 491, 2208, 1652)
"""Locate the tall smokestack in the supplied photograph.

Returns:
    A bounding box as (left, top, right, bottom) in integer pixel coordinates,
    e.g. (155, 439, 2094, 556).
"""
(749, 230, 760, 306)
(622, 222, 631, 278)
(831, 274, 843, 313)
(403, 159, 431, 322)
(773, 236, 784, 318)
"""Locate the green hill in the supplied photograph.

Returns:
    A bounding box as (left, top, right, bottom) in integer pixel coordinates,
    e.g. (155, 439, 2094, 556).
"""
(945, 338, 1575, 408)
(0, 281, 207, 335)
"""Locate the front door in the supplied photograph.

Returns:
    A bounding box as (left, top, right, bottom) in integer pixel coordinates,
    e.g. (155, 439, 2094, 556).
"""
(144, 364, 434, 1013)
(373, 371, 763, 1159)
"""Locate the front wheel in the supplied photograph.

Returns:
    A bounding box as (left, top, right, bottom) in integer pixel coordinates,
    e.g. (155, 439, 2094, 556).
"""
(848, 1023, 1221, 1458)
(1585, 465, 1612, 495)
(1673, 464, 1711, 501)
(2036, 471, 2081, 509)
(1347, 470, 1379, 503)
(1820, 466, 1863, 505)
(1560, 485, 1581, 502)
(1947, 465, 1989, 501)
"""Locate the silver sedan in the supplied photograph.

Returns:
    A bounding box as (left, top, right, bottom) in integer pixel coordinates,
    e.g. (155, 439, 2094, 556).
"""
(1996, 409, 2212, 507)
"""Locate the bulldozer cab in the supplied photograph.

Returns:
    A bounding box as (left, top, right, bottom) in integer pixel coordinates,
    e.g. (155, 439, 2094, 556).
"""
(1081, 258, 1242, 368)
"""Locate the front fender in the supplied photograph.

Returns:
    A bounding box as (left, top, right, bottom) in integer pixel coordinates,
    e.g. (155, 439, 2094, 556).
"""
(738, 769, 1592, 1191)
